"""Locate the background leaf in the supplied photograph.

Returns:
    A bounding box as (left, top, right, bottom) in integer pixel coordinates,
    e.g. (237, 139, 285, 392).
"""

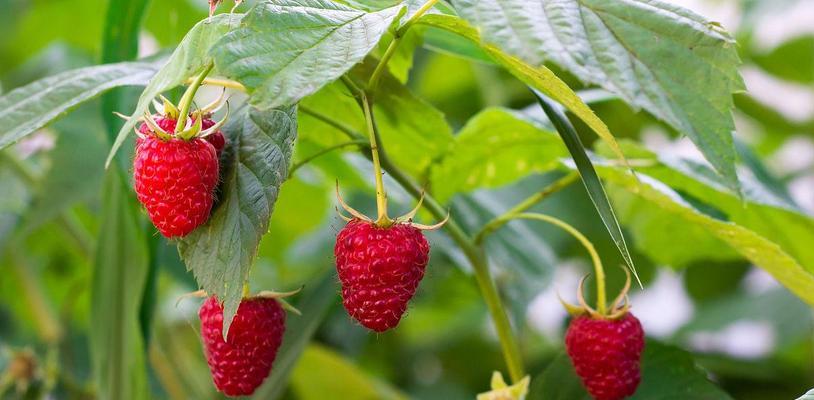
(452, 0, 745, 193)
(289, 344, 408, 400)
(89, 171, 149, 400)
(430, 107, 566, 202)
(534, 92, 637, 278)
(212, 0, 401, 109)
(178, 105, 297, 336)
(0, 61, 157, 150)
(590, 160, 814, 306)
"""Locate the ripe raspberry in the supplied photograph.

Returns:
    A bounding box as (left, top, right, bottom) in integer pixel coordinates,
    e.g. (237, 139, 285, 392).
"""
(199, 296, 286, 397)
(200, 115, 227, 154)
(565, 313, 644, 400)
(334, 219, 430, 332)
(133, 123, 219, 238)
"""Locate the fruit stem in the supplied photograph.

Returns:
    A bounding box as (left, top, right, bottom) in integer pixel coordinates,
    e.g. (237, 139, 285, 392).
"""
(174, 62, 215, 135)
(298, 104, 526, 382)
(510, 213, 607, 316)
(368, 0, 440, 90)
(196, 77, 247, 92)
(473, 172, 579, 245)
(361, 93, 391, 227)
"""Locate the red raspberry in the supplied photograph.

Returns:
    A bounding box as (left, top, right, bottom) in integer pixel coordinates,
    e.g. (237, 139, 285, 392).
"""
(133, 123, 219, 238)
(565, 313, 644, 400)
(334, 219, 430, 332)
(200, 115, 227, 155)
(199, 296, 286, 397)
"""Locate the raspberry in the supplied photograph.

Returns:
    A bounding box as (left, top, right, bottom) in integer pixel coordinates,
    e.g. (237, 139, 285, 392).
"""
(200, 115, 227, 154)
(565, 313, 644, 400)
(133, 123, 219, 238)
(199, 296, 286, 397)
(334, 219, 430, 332)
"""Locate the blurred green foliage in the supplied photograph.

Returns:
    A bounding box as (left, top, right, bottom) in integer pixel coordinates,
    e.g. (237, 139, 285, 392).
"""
(1, 0, 813, 399)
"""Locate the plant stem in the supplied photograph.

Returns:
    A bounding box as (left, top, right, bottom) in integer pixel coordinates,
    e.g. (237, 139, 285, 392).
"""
(361, 93, 391, 226)
(507, 213, 607, 315)
(474, 172, 579, 245)
(175, 62, 215, 134)
(368, 0, 440, 89)
(288, 140, 368, 177)
(376, 144, 526, 382)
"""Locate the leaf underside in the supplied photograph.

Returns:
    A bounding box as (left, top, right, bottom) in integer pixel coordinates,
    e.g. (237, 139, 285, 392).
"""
(453, 0, 744, 193)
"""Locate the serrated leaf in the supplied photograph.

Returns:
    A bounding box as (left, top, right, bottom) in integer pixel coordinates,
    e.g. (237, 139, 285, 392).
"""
(89, 171, 149, 400)
(177, 105, 297, 336)
(591, 162, 814, 306)
(453, 0, 744, 193)
(430, 107, 567, 202)
(533, 92, 637, 280)
(416, 14, 631, 173)
(301, 68, 453, 178)
(251, 272, 338, 400)
(105, 13, 242, 167)
(0, 61, 158, 151)
(529, 341, 732, 400)
(212, 0, 401, 109)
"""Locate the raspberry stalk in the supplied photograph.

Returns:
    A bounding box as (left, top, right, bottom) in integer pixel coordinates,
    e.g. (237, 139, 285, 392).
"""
(175, 62, 214, 138)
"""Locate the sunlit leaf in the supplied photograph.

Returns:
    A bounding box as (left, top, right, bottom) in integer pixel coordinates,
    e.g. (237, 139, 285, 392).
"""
(0, 61, 158, 151)
(290, 345, 408, 400)
(430, 107, 566, 202)
(211, 0, 401, 109)
(453, 0, 744, 193)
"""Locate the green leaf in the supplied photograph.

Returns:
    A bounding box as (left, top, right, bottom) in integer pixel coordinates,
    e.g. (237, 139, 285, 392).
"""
(534, 92, 637, 281)
(89, 170, 149, 400)
(24, 105, 107, 230)
(452, 0, 744, 193)
(100, 0, 151, 144)
(0, 61, 158, 151)
(251, 272, 338, 400)
(177, 105, 297, 336)
(430, 107, 566, 202)
(752, 36, 814, 84)
(529, 341, 733, 400)
(290, 345, 408, 400)
(105, 13, 242, 167)
(301, 69, 453, 178)
(211, 0, 401, 109)
(416, 14, 631, 174)
(590, 160, 814, 306)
